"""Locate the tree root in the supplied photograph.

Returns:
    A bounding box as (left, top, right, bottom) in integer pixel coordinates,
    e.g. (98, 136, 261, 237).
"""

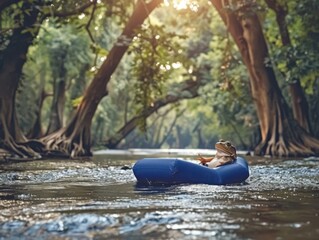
(42, 129, 92, 159)
(1, 136, 43, 160)
(255, 135, 319, 157)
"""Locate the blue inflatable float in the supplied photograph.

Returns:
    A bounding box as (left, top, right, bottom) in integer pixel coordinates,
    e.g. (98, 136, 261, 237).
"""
(133, 157, 249, 185)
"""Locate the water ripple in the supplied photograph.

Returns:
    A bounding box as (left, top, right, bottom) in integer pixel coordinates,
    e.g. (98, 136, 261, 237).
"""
(0, 157, 318, 239)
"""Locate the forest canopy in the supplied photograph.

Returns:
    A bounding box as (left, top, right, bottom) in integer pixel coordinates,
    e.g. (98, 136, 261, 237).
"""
(0, 0, 319, 160)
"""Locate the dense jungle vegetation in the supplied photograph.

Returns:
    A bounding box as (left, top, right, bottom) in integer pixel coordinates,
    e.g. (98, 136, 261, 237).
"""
(0, 0, 319, 160)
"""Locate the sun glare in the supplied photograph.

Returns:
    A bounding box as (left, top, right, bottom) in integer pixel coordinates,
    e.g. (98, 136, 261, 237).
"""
(164, 0, 199, 11)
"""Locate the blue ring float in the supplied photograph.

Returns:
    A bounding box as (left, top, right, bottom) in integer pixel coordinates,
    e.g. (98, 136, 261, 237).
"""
(133, 157, 249, 185)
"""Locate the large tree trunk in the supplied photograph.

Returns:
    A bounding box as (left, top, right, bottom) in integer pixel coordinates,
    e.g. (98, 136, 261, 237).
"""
(0, 1, 43, 158)
(42, 0, 163, 158)
(265, 0, 311, 132)
(210, 0, 319, 156)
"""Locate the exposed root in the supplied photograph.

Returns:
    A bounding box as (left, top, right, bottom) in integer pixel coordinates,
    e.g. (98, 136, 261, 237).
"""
(1, 136, 43, 160)
(255, 134, 319, 157)
(42, 128, 92, 159)
(0, 148, 11, 160)
(1, 103, 44, 159)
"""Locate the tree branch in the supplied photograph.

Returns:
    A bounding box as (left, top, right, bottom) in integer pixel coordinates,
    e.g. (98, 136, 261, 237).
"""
(104, 77, 202, 148)
(85, 0, 97, 43)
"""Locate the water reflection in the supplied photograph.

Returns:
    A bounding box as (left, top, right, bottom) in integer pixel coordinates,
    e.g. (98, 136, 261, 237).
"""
(0, 153, 318, 239)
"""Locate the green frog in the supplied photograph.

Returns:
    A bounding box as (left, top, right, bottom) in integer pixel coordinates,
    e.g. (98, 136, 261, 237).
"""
(197, 139, 237, 168)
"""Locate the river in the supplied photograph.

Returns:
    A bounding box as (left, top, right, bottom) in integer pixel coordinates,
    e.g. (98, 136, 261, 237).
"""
(0, 149, 318, 239)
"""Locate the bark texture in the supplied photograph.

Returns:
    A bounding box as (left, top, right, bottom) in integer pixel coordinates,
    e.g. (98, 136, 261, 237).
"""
(0, 1, 44, 158)
(210, 0, 319, 156)
(42, 0, 163, 158)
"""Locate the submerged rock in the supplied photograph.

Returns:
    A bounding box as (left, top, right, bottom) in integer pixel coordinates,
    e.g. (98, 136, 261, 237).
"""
(121, 165, 132, 170)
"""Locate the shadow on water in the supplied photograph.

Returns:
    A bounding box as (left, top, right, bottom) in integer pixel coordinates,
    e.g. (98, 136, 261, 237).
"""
(0, 151, 318, 239)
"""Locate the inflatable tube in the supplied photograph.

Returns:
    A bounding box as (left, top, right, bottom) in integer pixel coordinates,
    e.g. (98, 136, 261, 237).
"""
(133, 157, 249, 185)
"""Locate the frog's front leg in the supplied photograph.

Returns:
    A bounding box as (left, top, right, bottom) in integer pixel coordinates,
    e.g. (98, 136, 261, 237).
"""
(197, 154, 214, 164)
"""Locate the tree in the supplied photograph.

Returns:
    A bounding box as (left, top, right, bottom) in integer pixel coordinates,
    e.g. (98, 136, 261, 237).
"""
(104, 77, 202, 148)
(0, 0, 44, 158)
(264, 0, 311, 132)
(2, 0, 318, 159)
(103, 2, 215, 149)
(42, 0, 163, 158)
(43, 24, 93, 134)
(0, 0, 96, 158)
(210, 0, 319, 156)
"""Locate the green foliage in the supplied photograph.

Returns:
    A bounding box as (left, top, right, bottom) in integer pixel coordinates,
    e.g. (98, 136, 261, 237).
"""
(9, 0, 319, 149)
(129, 23, 190, 131)
(263, 0, 319, 137)
(71, 96, 83, 108)
(41, 21, 92, 77)
(16, 18, 94, 134)
(264, 0, 319, 87)
(291, 0, 319, 91)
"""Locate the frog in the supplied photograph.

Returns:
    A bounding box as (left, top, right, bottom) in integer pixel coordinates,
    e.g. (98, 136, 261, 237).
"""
(197, 139, 237, 168)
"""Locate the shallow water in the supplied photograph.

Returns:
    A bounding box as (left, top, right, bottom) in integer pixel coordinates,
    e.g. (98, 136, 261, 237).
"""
(0, 152, 318, 239)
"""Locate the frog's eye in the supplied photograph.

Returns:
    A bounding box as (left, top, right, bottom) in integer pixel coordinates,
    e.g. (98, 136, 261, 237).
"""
(225, 141, 231, 146)
(219, 139, 225, 142)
